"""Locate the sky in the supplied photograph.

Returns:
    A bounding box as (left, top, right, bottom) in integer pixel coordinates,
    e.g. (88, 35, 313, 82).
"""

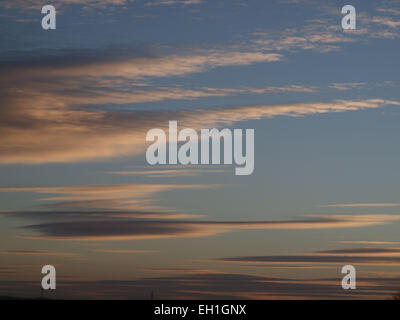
(1, 0, 400, 299)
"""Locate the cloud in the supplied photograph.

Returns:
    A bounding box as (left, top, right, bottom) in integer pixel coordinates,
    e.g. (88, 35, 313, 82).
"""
(0, 47, 287, 165)
(1, 209, 202, 220)
(1, 250, 78, 257)
(0, 94, 396, 164)
(108, 167, 229, 177)
(9, 50, 281, 80)
(0, 183, 210, 214)
(329, 82, 367, 91)
(316, 247, 400, 256)
(321, 203, 400, 208)
(148, 267, 223, 275)
(338, 241, 400, 246)
(242, 85, 318, 94)
(145, 0, 202, 6)
(252, 24, 360, 54)
(220, 247, 400, 266)
(251, 5, 400, 54)
(18, 214, 400, 241)
(2, 44, 399, 165)
(92, 249, 155, 253)
(376, 8, 400, 16)
(4, 183, 400, 241)
(372, 16, 400, 28)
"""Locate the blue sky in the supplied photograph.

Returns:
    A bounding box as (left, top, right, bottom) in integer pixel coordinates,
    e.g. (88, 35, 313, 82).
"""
(1, 0, 400, 299)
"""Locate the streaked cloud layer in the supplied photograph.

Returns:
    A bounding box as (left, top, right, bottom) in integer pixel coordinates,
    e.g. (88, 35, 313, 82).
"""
(0, 183, 210, 213)
(15, 214, 400, 240)
(220, 247, 400, 266)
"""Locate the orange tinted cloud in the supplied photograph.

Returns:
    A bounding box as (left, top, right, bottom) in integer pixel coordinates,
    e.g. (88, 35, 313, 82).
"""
(19, 214, 400, 241)
(109, 167, 228, 177)
(1, 44, 398, 164)
(321, 203, 400, 208)
(0, 183, 210, 214)
(0, 97, 396, 164)
(92, 249, 155, 254)
(1, 250, 78, 257)
(220, 247, 400, 266)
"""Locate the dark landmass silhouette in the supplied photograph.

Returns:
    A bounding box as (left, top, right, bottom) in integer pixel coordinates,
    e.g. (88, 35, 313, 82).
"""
(0, 296, 53, 300)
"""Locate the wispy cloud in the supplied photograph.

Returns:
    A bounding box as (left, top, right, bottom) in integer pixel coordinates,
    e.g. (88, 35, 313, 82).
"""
(329, 82, 367, 91)
(372, 16, 400, 28)
(0, 184, 210, 214)
(13, 50, 281, 80)
(252, 23, 360, 54)
(220, 247, 400, 266)
(1, 90, 396, 164)
(145, 0, 202, 6)
(0, 47, 286, 164)
(2, 43, 399, 165)
(252, 4, 400, 55)
(337, 240, 400, 246)
(92, 249, 155, 254)
(376, 8, 400, 16)
(108, 167, 228, 178)
(1, 250, 78, 257)
(18, 214, 400, 241)
(321, 203, 400, 208)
